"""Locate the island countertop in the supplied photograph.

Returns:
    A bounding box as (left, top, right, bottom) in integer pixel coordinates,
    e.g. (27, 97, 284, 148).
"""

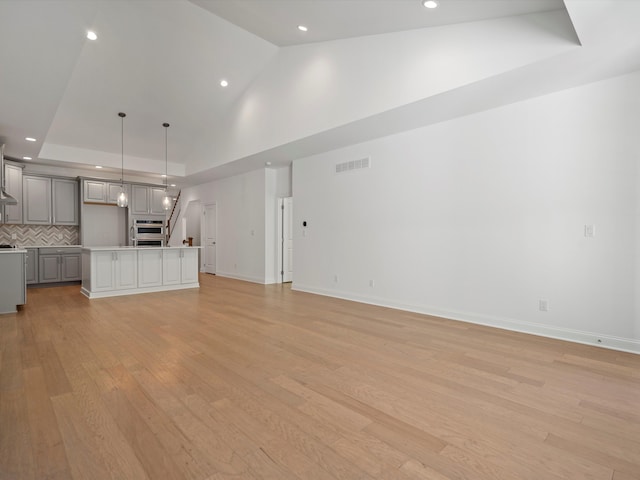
(82, 246, 202, 251)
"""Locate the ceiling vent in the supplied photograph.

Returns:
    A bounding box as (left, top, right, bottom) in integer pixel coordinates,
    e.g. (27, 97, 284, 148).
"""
(335, 157, 370, 174)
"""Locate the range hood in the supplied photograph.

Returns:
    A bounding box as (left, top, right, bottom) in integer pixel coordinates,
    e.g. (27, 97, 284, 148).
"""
(0, 144, 17, 206)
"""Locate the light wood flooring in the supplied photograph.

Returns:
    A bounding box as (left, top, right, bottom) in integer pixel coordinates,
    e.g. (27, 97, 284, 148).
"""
(1, 274, 639, 479)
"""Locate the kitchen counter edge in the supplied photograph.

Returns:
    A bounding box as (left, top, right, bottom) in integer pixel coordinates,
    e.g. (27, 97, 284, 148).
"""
(0, 248, 27, 253)
(82, 246, 203, 251)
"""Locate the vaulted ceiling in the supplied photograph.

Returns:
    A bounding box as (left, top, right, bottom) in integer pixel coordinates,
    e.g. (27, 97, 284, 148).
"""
(0, 1, 638, 188)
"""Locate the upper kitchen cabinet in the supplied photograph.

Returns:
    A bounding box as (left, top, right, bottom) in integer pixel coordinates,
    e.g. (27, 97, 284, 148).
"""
(1, 162, 23, 224)
(131, 185, 166, 215)
(52, 178, 79, 225)
(23, 175, 79, 225)
(23, 175, 51, 224)
(83, 179, 128, 205)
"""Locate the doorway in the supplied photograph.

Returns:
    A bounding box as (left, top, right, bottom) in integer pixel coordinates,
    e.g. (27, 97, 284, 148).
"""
(278, 197, 293, 283)
(203, 203, 216, 274)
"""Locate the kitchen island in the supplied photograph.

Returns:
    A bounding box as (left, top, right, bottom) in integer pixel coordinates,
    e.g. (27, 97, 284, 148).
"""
(0, 248, 26, 313)
(81, 246, 201, 299)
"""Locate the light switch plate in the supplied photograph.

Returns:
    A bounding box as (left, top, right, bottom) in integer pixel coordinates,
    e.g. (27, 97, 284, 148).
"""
(584, 224, 595, 238)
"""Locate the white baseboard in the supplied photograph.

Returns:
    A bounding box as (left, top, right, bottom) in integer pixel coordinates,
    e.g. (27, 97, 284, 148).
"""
(292, 283, 640, 355)
(81, 283, 199, 299)
(215, 271, 268, 285)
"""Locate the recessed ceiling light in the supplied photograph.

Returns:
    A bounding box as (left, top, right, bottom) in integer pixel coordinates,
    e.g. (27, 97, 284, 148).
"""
(95, 165, 103, 169)
(25, 137, 36, 142)
(297, 25, 308, 32)
(220, 79, 229, 87)
(87, 31, 98, 41)
(170, 184, 176, 187)
(23, 156, 32, 160)
(422, 0, 438, 8)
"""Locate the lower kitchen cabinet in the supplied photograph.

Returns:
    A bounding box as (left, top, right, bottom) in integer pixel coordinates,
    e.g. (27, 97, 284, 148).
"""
(163, 247, 198, 285)
(25, 248, 38, 284)
(90, 250, 137, 292)
(180, 248, 199, 284)
(138, 249, 163, 287)
(0, 251, 26, 314)
(38, 247, 82, 283)
(81, 247, 200, 298)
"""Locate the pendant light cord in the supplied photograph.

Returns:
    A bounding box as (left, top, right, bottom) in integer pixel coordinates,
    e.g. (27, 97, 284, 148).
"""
(163, 122, 170, 191)
(119, 112, 126, 186)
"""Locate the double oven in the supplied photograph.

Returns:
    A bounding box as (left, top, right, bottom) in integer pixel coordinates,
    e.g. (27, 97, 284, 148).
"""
(130, 219, 165, 247)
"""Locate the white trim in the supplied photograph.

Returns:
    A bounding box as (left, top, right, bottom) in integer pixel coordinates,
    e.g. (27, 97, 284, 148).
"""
(215, 271, 267, 284)
(292, 283, 640, 355)
(276, 197, 284, 284)
(202, 202, 217, 274)
(81, 282, 199, 299)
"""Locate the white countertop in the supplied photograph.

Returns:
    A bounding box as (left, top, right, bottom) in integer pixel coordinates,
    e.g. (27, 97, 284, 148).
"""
(0, 248, 26, 254)
(19, 245, 83, 248)
(82, 246, 202, 251)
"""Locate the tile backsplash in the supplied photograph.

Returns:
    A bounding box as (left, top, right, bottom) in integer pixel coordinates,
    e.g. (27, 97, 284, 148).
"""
(0, 225, 79, 246)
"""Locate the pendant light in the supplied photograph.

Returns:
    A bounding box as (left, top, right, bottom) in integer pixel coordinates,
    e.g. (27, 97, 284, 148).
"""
(116, 112, 128, 208)
(161, 122, 171, 210)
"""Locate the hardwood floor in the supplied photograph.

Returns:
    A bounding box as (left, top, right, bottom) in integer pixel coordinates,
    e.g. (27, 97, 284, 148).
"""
(1, 274, 639, 479)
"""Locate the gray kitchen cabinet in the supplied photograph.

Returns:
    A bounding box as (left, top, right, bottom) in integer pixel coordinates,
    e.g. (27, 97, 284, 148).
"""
(61, 254, 82, 281)
(52, 178, 78, 225)
(131, 185, 167, 215)
(131, 185, 150, 214)
(150, 187, 167, 214)
(83, 180, 107, 203)
(0, 251, 26, 314)
(38, 247, 82, 283)
(83, 179, 127, 205)
(25, 248, 38, 285)
(107, 182, 127, 204)
(39, 254, 60, 283)
(2, 162, 23, 224)
(24, 175, 78, 225)
(23, 175, 52, 224)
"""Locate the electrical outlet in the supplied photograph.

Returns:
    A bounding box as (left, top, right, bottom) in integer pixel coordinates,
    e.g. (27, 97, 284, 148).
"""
(539, 299, 549, 312)
(11, 233, 17, 240)
(369, 279, 375, 287)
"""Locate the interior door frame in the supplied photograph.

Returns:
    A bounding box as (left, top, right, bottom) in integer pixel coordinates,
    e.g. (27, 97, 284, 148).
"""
(276, 196, 293, 283)
(202, 202, 217, 274)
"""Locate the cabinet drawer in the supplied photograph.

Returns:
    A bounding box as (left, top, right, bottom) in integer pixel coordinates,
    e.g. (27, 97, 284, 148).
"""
(39, 247, 81, 255)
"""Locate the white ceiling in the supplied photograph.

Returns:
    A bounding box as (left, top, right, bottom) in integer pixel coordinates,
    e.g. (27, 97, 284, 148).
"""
(193, 0, 564, 46)
(1, 0, 639, 189)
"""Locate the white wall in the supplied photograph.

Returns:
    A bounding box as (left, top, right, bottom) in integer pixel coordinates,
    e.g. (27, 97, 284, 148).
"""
(187, 10, 577, 173)
(81, 204, 127, 247)
(178, 168, 276, 284)
(292, 71, 640, 353)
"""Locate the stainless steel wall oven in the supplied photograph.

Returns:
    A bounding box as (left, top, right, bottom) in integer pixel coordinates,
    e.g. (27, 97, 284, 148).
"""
(131, 219, 165, 247)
